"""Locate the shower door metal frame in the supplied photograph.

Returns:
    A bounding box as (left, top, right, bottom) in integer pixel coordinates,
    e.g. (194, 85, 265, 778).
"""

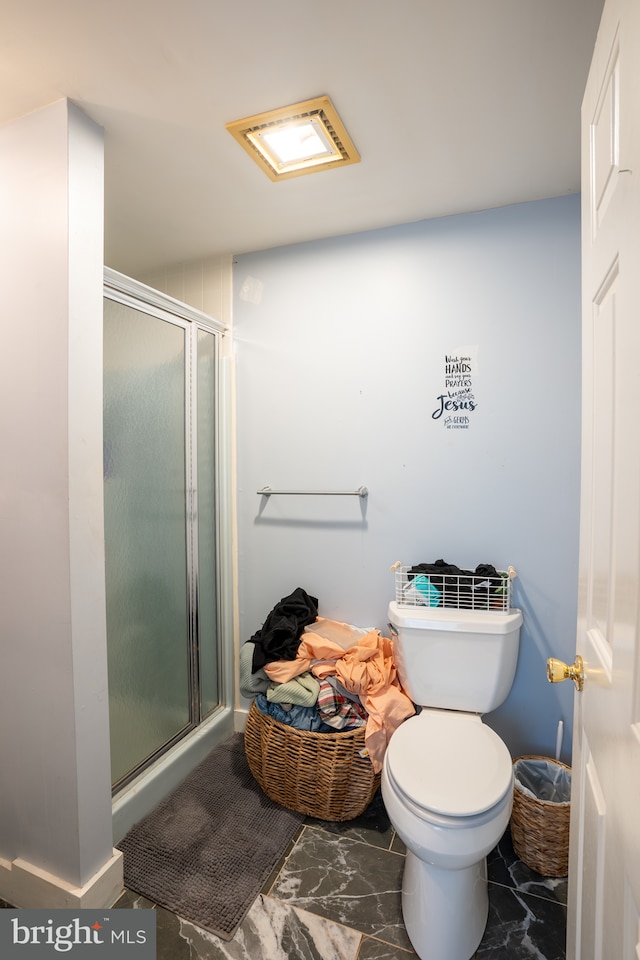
(104, 267, 230, 793)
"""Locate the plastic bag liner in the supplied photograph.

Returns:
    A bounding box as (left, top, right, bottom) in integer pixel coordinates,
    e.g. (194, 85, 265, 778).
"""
(513, 757, 571, 804)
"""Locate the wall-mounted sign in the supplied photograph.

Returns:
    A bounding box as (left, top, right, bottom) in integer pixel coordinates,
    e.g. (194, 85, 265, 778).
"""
(432, 346, 478, 430)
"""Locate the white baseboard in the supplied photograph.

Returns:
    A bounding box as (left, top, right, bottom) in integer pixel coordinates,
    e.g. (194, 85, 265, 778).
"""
(0, 848, 123, 910)
(234, 706, 248, 731)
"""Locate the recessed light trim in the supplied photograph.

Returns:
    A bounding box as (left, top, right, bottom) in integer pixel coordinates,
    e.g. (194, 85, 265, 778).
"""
(226, 95, 360, 181)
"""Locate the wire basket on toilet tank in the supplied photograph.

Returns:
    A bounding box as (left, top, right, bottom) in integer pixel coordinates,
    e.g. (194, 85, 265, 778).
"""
(392, 561, 516, 613)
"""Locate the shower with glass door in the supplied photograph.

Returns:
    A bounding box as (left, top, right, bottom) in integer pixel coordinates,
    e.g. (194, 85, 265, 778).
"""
(103, 274, 223, 792)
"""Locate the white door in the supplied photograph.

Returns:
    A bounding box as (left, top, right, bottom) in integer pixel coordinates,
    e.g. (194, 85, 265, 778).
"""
(566, 0, 640, 957)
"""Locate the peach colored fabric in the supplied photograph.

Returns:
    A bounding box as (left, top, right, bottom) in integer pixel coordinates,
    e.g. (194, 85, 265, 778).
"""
(303, 616, 373, 650)
(263, 619, 415, 772)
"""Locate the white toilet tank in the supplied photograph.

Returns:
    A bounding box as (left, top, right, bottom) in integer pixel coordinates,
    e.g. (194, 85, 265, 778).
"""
(388, 601, 522, 713)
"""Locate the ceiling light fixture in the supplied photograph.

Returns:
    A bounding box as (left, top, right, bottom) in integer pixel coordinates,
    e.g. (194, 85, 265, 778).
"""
(226, 95, 360, 181)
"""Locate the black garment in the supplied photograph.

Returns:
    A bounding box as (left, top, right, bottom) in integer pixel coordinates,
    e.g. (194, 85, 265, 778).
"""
(250, 587, 319, 673)
(408, 559, 503, 608)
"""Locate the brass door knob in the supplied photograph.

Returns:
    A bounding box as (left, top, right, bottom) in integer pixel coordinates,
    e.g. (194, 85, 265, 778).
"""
(547, 655, 584, 692)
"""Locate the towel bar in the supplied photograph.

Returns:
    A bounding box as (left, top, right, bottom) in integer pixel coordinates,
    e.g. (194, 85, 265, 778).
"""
(257, 485, 368, 498)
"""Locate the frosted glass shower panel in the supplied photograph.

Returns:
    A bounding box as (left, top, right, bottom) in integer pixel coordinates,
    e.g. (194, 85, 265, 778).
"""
(197, 329, 219, 716)
(104, 300, 190, 786)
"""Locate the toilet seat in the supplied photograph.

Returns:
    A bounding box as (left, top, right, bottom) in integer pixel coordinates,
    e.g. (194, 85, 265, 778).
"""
(386, 709, 513, 818)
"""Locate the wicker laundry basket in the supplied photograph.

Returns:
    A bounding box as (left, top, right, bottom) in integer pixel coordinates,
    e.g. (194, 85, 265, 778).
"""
(244, 700, 381, 821)
(510, 755, 571, 877)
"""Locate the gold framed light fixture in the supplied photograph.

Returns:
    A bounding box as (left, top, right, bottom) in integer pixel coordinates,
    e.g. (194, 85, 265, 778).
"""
(226, 95, 360, 181)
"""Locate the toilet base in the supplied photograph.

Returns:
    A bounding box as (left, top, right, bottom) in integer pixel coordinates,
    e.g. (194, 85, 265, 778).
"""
(402, 850, 489, 960)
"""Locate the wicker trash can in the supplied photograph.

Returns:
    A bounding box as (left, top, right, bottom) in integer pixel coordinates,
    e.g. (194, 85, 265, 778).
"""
(244, 700, 381, 821)
(510, 755, 571, 877)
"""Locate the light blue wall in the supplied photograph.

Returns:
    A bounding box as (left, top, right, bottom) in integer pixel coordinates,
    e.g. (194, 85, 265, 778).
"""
(233, 195, 581, 763)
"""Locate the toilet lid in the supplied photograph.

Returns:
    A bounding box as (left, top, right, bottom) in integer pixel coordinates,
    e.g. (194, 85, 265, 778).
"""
(386, 711, 513, 817)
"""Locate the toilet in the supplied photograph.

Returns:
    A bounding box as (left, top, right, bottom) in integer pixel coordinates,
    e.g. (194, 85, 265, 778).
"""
(381, 601, 523, 960)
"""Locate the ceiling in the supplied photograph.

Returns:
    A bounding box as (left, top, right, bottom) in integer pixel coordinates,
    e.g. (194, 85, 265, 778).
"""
(2, 0, 603, 276)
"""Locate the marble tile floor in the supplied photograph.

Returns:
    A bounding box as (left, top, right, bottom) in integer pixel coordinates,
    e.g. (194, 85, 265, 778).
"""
(1, 795, 567, 960)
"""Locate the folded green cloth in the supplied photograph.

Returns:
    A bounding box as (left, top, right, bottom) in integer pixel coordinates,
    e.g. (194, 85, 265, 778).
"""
(266, 672, 320, 707)
(239, 641, 270, 699)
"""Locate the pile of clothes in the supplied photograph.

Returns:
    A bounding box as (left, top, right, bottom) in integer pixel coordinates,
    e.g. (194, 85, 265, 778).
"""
(240, 587, 415, 773)
(405, 559, 507, 609)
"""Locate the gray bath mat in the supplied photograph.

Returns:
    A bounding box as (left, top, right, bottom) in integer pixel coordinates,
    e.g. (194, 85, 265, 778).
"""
(116, 732, 305, 940)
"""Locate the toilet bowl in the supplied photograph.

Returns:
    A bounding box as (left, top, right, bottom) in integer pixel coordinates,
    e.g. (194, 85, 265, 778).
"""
(384, 601, 522, 960)
(382, 710, 513, 960)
